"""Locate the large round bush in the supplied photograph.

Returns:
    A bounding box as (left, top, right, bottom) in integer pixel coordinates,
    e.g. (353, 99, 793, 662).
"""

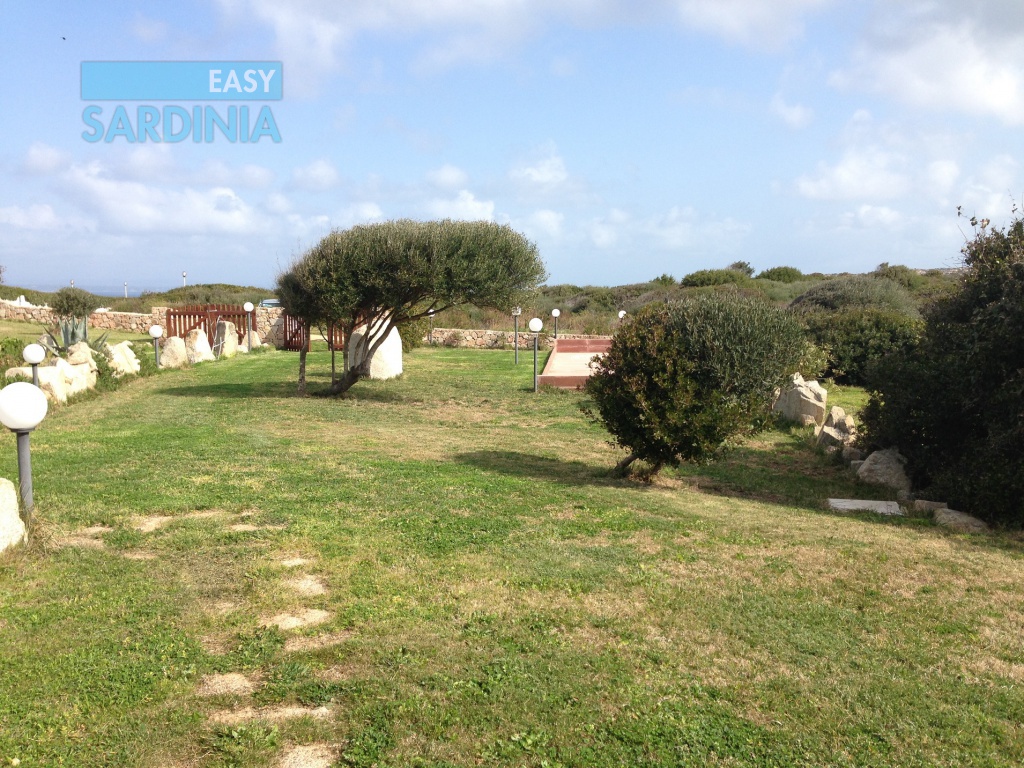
(791, 275, 919, 316)
(586, 293, 805, 476)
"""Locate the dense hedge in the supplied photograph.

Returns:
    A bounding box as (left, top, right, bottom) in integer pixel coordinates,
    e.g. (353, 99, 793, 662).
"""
(861, 217, 1024, 526)
(791, 275, 919, 316)
(680, 269, 750, 288)
(800, 308, 922, 384)
(585, 293, 804, 476)
(757, 266, 803, 283)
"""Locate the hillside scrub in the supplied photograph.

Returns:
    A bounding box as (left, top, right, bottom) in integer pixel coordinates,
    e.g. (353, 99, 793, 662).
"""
(861, 215, 1024, 526)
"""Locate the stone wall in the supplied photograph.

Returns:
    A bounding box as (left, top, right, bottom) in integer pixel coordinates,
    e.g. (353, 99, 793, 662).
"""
(426, 327, 610, 350)
(0, 299, 285, 344)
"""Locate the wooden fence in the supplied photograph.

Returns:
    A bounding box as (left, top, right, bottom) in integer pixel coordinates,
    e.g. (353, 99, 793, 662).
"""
(165, 304, 256, 346)
(279, 314, 347, 352)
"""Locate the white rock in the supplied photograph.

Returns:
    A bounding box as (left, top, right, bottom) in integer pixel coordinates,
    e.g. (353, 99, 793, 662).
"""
(934, 508, 989, 533)
(105, 341, 141, 377)
(5, 365, 68, 403)
(857, 448, 912, 494)
(213, 320, 238, 359)
(773, 373, 828, 426)
(185, 329, 216, 363)
(828, 498, 904, 516)
(159, 336, 189, 368)
(52, 358, 96, 395)
(0, 478, 25, 554)
(349, 322, 403, 380)
(66, 342, 97, 370)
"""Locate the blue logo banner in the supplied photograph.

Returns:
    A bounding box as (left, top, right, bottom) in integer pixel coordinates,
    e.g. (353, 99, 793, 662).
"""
(81, 61, 283, 100)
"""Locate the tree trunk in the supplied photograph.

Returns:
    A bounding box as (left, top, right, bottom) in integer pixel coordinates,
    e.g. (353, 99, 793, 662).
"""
(613, 452, 639, 476)
(297, 346, 308, 395)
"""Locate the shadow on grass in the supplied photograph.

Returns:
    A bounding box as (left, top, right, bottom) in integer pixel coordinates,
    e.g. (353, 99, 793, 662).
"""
(456, 450, 626, 489)
(155, 381, 299, 399)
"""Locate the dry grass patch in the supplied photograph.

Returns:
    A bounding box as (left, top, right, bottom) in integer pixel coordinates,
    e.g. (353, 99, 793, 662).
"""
(208, 704, 332, 726)
(284, 630, 354, 653)
(282, 575, 328, 596)
(277, 744, 337, 768)
(195, 672, 257, 696)
(262, 609, 333, 631)
(278, 556, 313, 568)
(132, 514, 174, 533)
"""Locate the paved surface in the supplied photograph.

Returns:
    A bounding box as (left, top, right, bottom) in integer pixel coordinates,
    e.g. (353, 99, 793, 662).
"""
(543, 351, 604, 376)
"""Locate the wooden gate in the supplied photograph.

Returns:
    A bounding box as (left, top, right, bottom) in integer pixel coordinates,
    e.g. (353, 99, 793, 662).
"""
(165, 304, 256, 345)
(278, 316, 348, 352)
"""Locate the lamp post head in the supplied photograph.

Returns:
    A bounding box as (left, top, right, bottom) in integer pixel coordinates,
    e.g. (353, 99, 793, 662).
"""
(149, 325, 163, 339)
(551, 308, 561, 318)
(528, 317, 543, 333)
(0, 381, 48, 432)
(243, 301, 255, 313)
(512, 307, 522, 317)
(22, 344, 45, 366)
(618, 310, 626, 319)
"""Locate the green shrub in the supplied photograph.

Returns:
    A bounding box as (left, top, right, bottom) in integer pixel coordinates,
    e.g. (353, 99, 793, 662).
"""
(585, 294, 804, 476)
(872, 263, 926, 291)
(50, 287, 99, 320)
(680, 269, 749, 288)
(861, 216, 1024, 526)
(800, 308, 922, 384)
(401, 317, 431, 352)
(757, 266, 803, 283)
(791, 275, 919, 317)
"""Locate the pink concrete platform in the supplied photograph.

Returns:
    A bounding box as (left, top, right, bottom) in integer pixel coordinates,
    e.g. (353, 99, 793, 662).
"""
(537, 337, 612, 389)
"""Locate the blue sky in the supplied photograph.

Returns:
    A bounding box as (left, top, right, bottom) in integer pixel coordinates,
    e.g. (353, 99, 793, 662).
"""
(2, 0, 1022, 294)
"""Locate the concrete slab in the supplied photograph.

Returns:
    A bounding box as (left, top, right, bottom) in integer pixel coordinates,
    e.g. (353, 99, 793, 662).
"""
(537, 338, 612, 389)
(828, 499, 904, 516)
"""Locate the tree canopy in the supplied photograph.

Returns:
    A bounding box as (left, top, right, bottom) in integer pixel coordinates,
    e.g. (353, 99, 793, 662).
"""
(278, 219, 546, 394)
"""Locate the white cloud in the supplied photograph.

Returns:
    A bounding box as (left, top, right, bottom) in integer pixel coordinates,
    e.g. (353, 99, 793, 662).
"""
(63, 161, 265, 235)
(839, 204, 904, 230)
(130, 13, 169, 43)
(797, 147, 909, 201)
(672, 0, 832, 49)
(832, 12, 1024, 124)
(526, 209, 564, 238)
(22, 142, 69, 174)
(340, 202, 385, 223)
(427, 164, 469, 189)
(510, 151, 569, 187)
(424, 190, 494, 220)
(292, 159, 341, 191)
(0, 204, 62, 230)
(770, 93, 812, 128)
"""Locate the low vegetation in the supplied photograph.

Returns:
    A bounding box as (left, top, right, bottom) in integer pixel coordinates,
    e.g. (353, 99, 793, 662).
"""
(1, 341, 1021, 766)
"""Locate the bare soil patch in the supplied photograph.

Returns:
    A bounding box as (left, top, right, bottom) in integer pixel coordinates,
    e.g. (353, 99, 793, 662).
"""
(283, 575, 328, 596)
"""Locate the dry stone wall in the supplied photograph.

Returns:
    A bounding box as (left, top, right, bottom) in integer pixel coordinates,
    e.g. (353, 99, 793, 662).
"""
(427, 327, 609, 350)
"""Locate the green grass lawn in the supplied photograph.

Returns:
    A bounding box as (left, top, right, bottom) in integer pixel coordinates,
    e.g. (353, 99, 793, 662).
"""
(1, 347, 1022, 767)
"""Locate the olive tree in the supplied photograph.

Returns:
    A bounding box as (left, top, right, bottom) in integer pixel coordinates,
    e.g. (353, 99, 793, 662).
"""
(586, 293, 805, 477)
(278, 219, 546, 395)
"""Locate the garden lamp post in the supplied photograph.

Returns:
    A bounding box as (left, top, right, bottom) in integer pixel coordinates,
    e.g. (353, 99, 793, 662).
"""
(512, 306, 522, 364)
(243, 302, 255, 351)
(22, 343, 45, 387)
(0, 381, 48, 529)
(124, 281, 128, 298)
(529, 317, 543, 392)
(428, 309, 435, 345)
(551, 308, 560, 339)
(149, 325, 163, 367)
(182, 271, 187, 287)
(618, 310, 626, 321)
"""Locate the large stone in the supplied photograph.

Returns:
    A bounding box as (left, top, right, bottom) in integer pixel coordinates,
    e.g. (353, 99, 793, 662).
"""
(934, 508, 989, 533)
(913, 499, 947, 514)
(67, 342, 98, 370)
(828, 498, 904, 516)
(159, 336, 189, 368)
(349, 322, 403, 380)
(773, 373, 828, 426)
(815, 425, 847, 448)
(5, 365, 69, 403)
(0, 478, 25, 554)
(185, 329, 216, 363)
(214, 320, 239, 359)
(105, 341, 141, 377)
(52, 358, 96, 395)
(857, 448, 912, 494)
